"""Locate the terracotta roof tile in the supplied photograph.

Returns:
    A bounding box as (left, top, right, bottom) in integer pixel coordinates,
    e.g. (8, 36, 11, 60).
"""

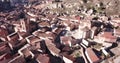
(7, 32, 20, 42)
(0, 42, 11, 55)
(86, 48, 100, 63)
(60, 36, 72, 45)
(38, 21, 50, 27)
(45, 39, 60, 56)
(100, 32, 117, 43)
(0, 27, 8, 40)
(8, 55, 26, 63)
(21, 48, 33, 58)
(0, 53, 11, 61)
(36, 54, 50, 63)
(26, 35, 41, 45)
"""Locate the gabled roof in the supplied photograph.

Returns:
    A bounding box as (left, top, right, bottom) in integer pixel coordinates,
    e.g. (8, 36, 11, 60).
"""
(7, 32, 20, 41)
(60, 36, 72, 45)
(8, 55, 26, 63)
(38, 21, 50, 27)
(36, 54, 50, 63)
(0, 27, 8, 39)
(0, 53, 11, 61)
(26, 35, 41, 45)
(18, 32, 29, 38)
(18, 44, 34, 58)
(114, 28, 120, 36)
(112, 18, 120, 23)
(34, 4, 46, 10)
(68, 22, 79, 31)
(61, 52, 75, 62)
(100, 32, 117, 43)
(45, 39, 60, 56)
(7, 32, 22, 49)
(0, 42, 11, 55)
(21, 48, 33, 58)
(86, 48, 100, 63)
(33, 30, 56, 40)
(52, 28, 63, 35)
(81, 26, 90, 32)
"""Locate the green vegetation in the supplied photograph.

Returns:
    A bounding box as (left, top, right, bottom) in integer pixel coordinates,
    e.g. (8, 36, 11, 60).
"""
(75, 52, 81, 57)
(93, 43, 103, 49)
(82, 0, 87, 3)
(71, 50, 82, 58)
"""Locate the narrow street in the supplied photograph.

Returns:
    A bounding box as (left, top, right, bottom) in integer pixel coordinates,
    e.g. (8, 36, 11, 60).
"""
(80, 43, 89, 63)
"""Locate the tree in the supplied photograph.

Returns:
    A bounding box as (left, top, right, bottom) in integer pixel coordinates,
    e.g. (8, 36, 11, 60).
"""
(82, 0, 87, 3)
(55, 0, 61, 2)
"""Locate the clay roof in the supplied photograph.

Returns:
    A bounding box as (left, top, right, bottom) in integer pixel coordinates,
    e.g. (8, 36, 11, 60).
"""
(100, 32, 117, 43)
(34, 4, 46, 10)
(12, 21, 20, 25)
(61, 52, 75, 62)
(53, 28, 63, 35)
(75, 16, 81, 21)
(86, 48, 100, 63)
(0, 42, 11, 55)
(112, 18, 120, 21)
(60, 36, 72, 45)
(18, 32, 29, 38)
(0, 27, 8, 38)
(8, 55, 26, 63)
(47, 14, 57, 20)
(63, 20, 71, 26)
(91, 27, 97, 31)
(39, 27, 51, 32)
(36, 54, 50, 63)
(7, 32, 20, 42)
(38, 21, 50, 27)
(45, 39, 60, 55)
(45, 32, 56, 40)
(34, 42, 41, 49)
(36, 32, 47, 38)
(7, 32, 20, 47)
(0, 42, 7, 47)
(34, 31, 56, 40)
(32, 30, 43, 36)
(21, 48, 32, 58)
(68, 23, 79, 31)
(26, 35, 41, 45)
(0, 46, 10, 53)
(62, 46, 71, 52)
(114, 28, 120, 35)
(81, 26, 90, 32)
(58, 16, 69, 21)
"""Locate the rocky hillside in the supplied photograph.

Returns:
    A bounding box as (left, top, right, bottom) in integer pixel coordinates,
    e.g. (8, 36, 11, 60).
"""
(62, 0, 120, 16)
(83, 0, 120, 16)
